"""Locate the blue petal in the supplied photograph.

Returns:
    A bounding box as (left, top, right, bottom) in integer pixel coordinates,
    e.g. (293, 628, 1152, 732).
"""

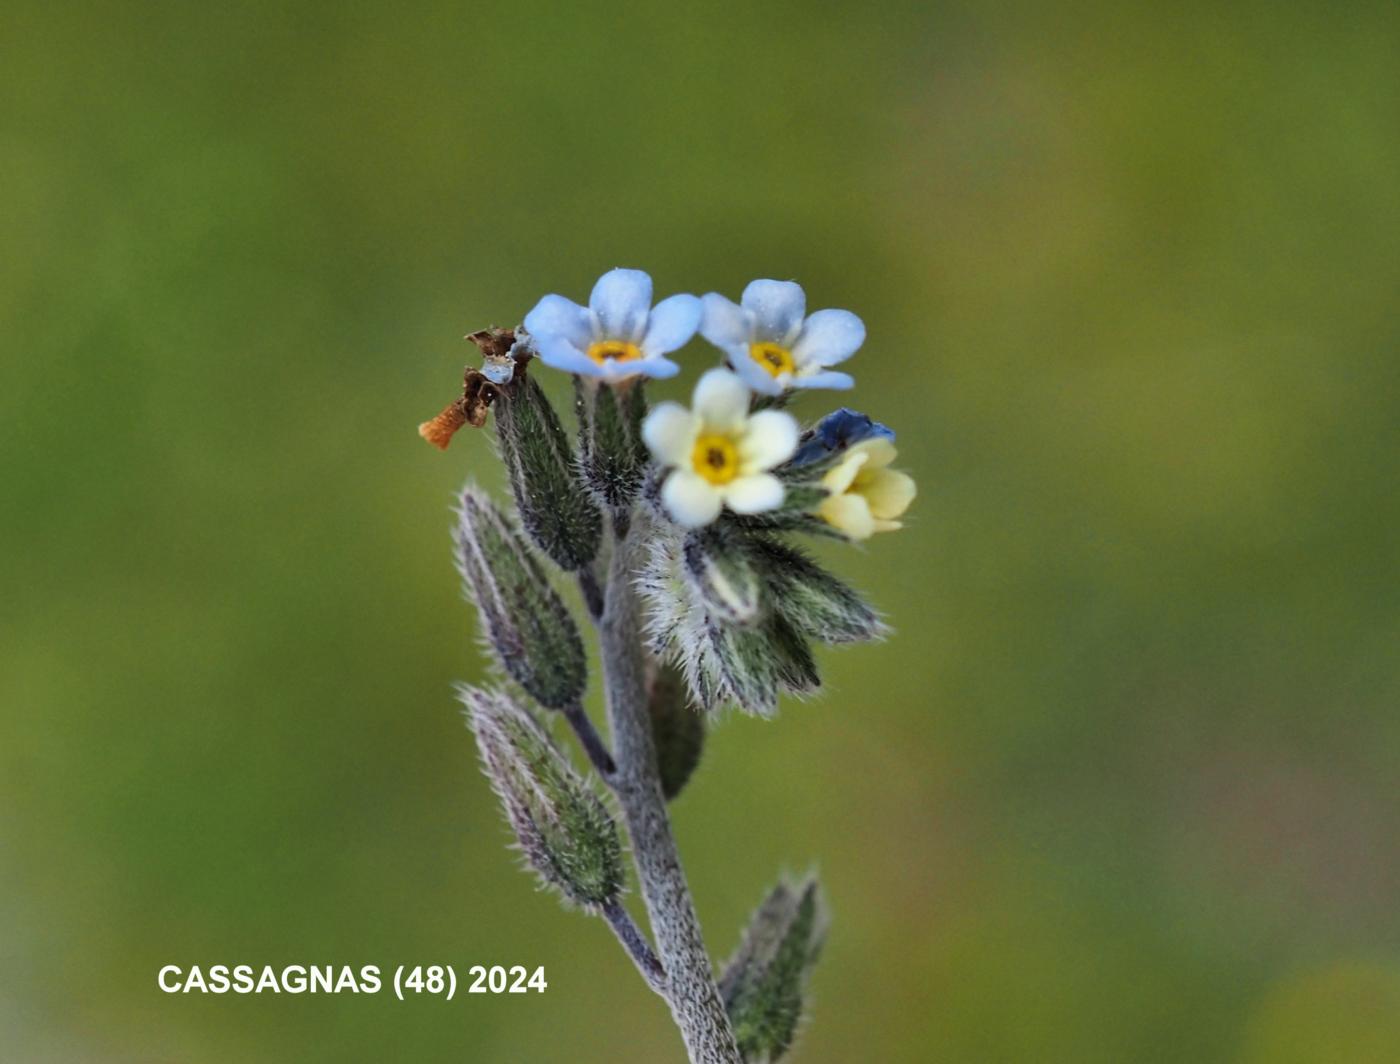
(727, 345, 784, 396)
(699, 293, 752, 347)
(610, 355, 680, 381)
(741, 280, 806, 344)
(523, 294, 592, 348)
(640, 293, 702, 356)
(792, 369, 855, 391)
(535, 335, 604, 377)
(590, 268, 653, 342)
(789, 408, 894, 467)
(792, 308, 865, 368)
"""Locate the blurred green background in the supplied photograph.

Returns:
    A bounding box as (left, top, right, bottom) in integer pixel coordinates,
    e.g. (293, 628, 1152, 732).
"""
(4, 1, 1399, 1060)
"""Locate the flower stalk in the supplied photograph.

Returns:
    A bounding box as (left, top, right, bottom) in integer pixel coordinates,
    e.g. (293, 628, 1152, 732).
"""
(601, 897, 668, 996)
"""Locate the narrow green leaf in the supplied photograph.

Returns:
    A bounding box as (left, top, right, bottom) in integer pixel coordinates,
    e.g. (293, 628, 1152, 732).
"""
(720, 875, 828, 1063)
(647, 659, 705, 800)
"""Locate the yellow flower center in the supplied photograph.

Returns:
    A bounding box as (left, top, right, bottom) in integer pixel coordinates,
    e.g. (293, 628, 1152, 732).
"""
(587, 340, 644, 366)
(691, 434, 740, 485)
(749, 342, 795, 378)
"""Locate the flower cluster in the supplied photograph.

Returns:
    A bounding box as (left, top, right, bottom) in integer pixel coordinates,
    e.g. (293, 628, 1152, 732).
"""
(428, 266, 918, 1063)
(521, 267, 914, 538)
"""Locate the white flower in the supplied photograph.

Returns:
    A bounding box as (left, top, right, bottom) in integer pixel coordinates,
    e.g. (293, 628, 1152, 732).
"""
(699, 279, 865, 396)
(818, 438, 916, 540)
(523, 268, 701, 382)
(642, 369, 799, 528)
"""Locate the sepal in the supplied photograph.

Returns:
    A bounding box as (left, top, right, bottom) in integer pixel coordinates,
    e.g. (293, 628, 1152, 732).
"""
(709, 616, 819, 718)
(749, 538, 886, 645)
(576, 378, 649, 511)
(493, 369, 602, 571)
(638, 530, 820, 718)
(460, 686, 624, 910)
(683, 527, 762, 625)
(455, 487, 587, 710)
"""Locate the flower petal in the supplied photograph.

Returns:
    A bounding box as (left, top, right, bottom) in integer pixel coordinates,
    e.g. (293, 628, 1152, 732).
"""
(821, 449, 869, 494)
(741, 280, 806, 344)
(599, 354, 679, 382)
(727, 348, 784, 396)
(589, 268, 653, 341)
(791, 369, 855, 391)
(851, 437, 898, 470)
(738, 410, 799, 472)
(792, 308, 865, 367)
(535, 335, 604, 377)
(632, 356, 681, 380)
(691, 368, 750, 431)
(523, 294, 592, 349)
(699, 293, 752, 347)
(642, 402, 698, 465)
(641, 293, 702, 356)
(863, 468, 916, 521)
(661, 470, 723, 528)
(819, 492, 876, 540)
(722, 473, 784, 514)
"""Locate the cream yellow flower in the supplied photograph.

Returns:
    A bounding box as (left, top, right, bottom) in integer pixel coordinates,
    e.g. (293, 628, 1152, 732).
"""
(642, 369, 799, 528)
(818, 439, 915, 539)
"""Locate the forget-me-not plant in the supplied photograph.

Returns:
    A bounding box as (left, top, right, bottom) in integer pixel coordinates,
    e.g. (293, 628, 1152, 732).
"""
(419, 267, 914, 1064)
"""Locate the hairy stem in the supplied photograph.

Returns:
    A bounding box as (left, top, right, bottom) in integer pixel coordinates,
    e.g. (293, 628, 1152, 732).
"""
(602, 897, 668, 996)
(600, 516, 741, 1064)
(562, 702, 617, 779)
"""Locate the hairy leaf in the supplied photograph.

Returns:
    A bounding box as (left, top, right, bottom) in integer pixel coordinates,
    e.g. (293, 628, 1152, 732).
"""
(460, 686, 623, 909)
(720, 875, 828, 1063)
(647, 659, 705, 800)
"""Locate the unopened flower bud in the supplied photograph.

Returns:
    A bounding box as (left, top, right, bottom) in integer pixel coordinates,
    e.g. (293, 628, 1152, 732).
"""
(683, 527, 762, 625)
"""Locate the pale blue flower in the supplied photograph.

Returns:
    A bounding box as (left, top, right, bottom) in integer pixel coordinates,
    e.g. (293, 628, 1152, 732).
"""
(523, 268, 701, 382)
(699, 280, 865, 396)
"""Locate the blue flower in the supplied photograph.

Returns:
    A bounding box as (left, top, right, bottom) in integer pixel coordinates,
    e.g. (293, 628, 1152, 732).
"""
(523, 268, 702, 382)
(699, 280, 865, 396)
(789, 408, 894, 467)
